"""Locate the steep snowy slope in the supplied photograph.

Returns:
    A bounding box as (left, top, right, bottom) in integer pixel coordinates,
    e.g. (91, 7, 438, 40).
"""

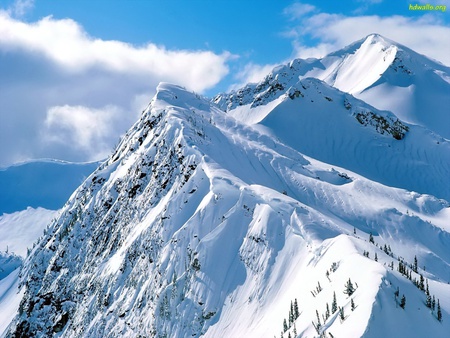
(0, 160, 98, 215)
(7, 84, 450, 338)
(215, 75, 450, 202)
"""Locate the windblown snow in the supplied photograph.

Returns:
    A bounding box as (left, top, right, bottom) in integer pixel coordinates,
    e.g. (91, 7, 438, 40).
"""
(2, 34, 450, 338)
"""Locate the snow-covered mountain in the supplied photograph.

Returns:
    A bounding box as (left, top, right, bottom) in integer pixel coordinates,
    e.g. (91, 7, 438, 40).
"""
(215, 34, 450, 139)
(5, 68, 450, 338)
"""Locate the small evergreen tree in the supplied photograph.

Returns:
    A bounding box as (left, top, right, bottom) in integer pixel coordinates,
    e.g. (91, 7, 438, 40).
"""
(426, 294, 432, 308)
(374, 253, 378, 262)
(344, 278, 356, 296)
(289, 301, 294, 325)
(432, 295, 436, 311)
(369, 232, 374, 244)
(326, 303, 330, 319)
(351, 298, 356, 311)
(332, 292, 338, 313)
(283, 318, 288, 332)
(293, 323, 297, 337)
(339, 306, 345, 321)
(419, 274, 425, 291)
(294, 298, 299, 319)
(413, 255, 418, 273)
(437, 300, 442, 322)
(400, 295, 406, 309)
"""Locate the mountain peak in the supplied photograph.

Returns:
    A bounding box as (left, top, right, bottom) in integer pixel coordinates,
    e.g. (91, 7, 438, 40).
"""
(363, 33, 393, 45)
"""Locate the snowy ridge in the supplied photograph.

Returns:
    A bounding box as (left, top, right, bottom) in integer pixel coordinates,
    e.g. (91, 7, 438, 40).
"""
(6, 82, 450, 337)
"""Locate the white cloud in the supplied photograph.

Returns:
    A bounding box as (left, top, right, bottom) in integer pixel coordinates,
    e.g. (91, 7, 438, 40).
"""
(0, 11, 232, 166)
(7, 0, 34, 17)
(230, 62, 278, 90)
(283, 2, 316, 20)
(0, 12, 230, 92)
(43, 105, 124, 161)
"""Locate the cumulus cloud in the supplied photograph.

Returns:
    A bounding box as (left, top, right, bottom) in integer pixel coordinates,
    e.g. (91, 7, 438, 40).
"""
(0, 11, 231, 166)
(43, 105, 125, 161)
(0, 12, 230, 91)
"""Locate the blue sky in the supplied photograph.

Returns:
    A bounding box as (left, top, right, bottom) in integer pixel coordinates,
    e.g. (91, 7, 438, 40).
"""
(1, 0, 449, 165)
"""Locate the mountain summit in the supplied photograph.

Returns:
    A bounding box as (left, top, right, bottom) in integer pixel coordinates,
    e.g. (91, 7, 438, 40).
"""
(4, 37, 450, 338)
(216, 34, 450, 139)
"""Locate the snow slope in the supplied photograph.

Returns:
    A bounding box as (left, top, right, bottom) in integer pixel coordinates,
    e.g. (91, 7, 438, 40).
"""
(6, 83, 450, 338)
(0, 208, 57, 257)
(0, 265, 24, 338)
(0, 159, 98, 215)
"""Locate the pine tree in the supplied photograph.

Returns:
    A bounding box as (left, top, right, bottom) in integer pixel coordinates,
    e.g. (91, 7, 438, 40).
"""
(317, 281, 322, 293)
(432, 295, 436, 311)
(326, 303, 330, 319)
(283, 319, 288, 332)
(353, 227, 356, 235)
(426, 294, 432, 308)
(400, 295, 406, 309)
(374, 253, 378, 262)
(369, 232, 374, 244)
(293, 323, 297, 337)
(332, 292, 337, 313)
(294, 298, 299, 319)
(413, 255, 418, 273)
(339, 307, 345, 321)
(344, 278, 356, 296)
(289, 301, 294, 326)
(288, 333, 291, 338)
(437, 300, 442, 322)
(419, 274, 425, 291)
(351, 298, 356, 311)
